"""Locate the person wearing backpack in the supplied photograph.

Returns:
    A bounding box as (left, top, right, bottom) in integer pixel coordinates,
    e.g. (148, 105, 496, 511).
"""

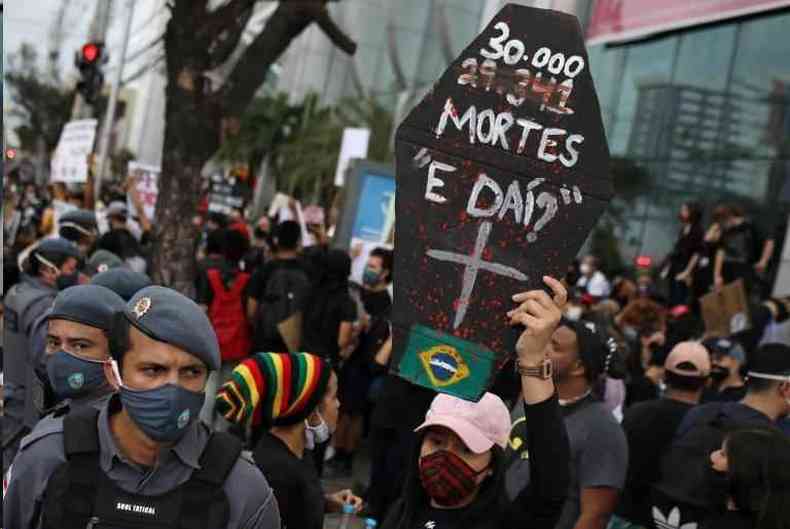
(246, 221, 311, 353)
(651, 343, 790, 529)
(197, 229, 252, 427)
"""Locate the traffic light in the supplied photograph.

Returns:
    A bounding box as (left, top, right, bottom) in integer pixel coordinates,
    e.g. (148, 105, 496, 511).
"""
(75, 42, 105, 103)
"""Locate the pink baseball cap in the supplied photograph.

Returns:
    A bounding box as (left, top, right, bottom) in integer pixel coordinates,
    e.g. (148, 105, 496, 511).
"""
(665, 341, 711, 377)
(415, 392, 511, 454)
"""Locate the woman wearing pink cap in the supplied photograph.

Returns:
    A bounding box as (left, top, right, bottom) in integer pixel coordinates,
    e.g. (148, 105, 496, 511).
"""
(381, 277, 571, 529)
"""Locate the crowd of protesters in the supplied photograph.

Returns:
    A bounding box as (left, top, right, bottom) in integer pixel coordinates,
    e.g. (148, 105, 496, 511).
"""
(2, 174, 790, 529)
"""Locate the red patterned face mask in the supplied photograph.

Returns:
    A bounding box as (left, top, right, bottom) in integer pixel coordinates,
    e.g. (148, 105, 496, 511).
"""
(418, 450, 489, 507)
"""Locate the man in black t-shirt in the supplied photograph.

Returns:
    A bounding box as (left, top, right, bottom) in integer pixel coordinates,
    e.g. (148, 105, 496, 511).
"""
(714, 205, 774, 297)
(331, 248, 394, 477)
(614, 342, 710, 528)
(246, 221, 311, 352)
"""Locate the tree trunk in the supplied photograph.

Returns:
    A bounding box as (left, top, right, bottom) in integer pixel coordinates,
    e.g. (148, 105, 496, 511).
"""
(151, 8, 220, 293)
(150, 0, 356, 293)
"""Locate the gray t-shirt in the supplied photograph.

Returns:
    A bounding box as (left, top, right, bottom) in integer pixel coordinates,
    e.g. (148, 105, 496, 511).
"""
(507, 395, 628, 529)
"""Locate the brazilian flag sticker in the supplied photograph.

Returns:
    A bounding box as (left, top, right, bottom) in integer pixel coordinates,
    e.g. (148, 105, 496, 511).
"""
(397, 324, 497, 402)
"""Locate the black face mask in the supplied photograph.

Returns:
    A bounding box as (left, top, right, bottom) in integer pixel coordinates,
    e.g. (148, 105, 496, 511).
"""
(56, 271, 81, 290)
(710, 365, 729, 384)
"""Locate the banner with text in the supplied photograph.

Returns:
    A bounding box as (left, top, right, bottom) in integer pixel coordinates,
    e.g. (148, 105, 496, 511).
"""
(393, 5, 613, 401)
(50, 119, 98, 183)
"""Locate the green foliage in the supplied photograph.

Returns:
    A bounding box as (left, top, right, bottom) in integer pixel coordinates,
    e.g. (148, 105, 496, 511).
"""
(5, 44, 74, 154)
(218, 91, 395, 206)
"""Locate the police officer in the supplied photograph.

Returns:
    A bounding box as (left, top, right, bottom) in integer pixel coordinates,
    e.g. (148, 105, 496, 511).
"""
(4, 286, 281, 529)
(59, 208, 99, 257)
(38, 285, 126, 416)
(2, 237, 81, 473)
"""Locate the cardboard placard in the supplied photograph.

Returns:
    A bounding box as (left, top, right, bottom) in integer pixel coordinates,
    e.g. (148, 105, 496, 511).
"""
(127, 162, 160, 221)
(208, 173, 248, 216)
(700, 280, 751, 337)
(50, 119, 98, 183)
(392, 5, 613, 401)
(334, 128, 371, 186)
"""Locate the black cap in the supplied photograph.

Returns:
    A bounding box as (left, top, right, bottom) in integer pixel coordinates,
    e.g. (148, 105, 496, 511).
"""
(91, 268, 152, 302)
(124, 286, 220, 370)
(560, 317, 614, 378)
(702, 337, 746, 364)
(59, 209, 98, 239)
(747, 343, 790, 380)
(48, 284, 126, 331)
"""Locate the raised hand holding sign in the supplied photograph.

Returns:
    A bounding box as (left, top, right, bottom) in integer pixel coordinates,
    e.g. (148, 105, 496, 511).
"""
(392, 5, 613, 401)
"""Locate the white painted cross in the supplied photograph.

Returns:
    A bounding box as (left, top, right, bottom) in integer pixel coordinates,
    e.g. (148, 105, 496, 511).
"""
(427, 220, 528, 329)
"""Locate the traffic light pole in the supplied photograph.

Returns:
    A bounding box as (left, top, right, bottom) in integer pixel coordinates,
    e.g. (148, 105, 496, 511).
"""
(72, 0, 113, 119)
(94, 0, 134, 200)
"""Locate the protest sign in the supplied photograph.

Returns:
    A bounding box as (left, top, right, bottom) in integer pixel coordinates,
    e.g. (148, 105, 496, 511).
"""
(334, 128, 371, 186)
(392, 5, 613, 400)
(208, 173, 248, 216)
(50, 120, 98, 183)
(127, 162, 160, 221)
(700, 280, 751, 337)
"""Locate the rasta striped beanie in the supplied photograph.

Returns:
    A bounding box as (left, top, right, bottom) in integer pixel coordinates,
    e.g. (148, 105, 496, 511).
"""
(216, 352, 331, 428)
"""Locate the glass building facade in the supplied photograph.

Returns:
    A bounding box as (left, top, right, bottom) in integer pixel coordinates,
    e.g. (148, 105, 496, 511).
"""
(587, 9, 790, 262)
(274, 1, 789, 264)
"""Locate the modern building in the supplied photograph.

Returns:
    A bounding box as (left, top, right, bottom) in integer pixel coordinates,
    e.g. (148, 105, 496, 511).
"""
(586, 1, 790, 264)
(275, 0, 790, 277)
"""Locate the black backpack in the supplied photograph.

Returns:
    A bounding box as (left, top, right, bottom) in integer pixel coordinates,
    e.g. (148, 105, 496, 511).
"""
(257, 263, 311, 348)
(42, 408, 241, 529)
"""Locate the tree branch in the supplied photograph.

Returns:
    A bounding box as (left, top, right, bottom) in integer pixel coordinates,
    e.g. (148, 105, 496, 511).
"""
(202, 0, 257, 39)
(207, 5, 255, 68)
(221, 1, 356, 116)
(312, 5, 357, 55)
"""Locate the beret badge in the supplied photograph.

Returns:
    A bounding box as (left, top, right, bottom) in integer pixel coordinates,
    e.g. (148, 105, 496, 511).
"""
(132, 297, 152, 320)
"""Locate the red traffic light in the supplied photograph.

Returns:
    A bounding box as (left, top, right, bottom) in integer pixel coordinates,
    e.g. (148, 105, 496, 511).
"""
(81, 43, 101, 63)
(5, 148, 17, 160)
(635, 255, 653, 268)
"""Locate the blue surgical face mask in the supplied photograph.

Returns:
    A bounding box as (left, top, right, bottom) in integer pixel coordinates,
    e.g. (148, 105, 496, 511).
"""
(362, 267, 381, 287)
(118, 382, 205, 444)
(46, 350, 108, 401)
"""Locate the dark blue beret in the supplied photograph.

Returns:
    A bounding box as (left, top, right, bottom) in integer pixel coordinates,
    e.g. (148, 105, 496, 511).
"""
(34, 238, 81, 262)
(90, 268, 152, 302)
(59, 209, 98, 231)
(126, 286, 220, 370)
(48, 284, 126, 331)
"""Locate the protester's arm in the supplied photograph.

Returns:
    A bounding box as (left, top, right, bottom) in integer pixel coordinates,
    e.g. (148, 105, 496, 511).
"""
(714, 248, 725, 289)
(572, 414, 628, 529)
(338, 322, 354, 352)
(676, 253, 699, 282)
(126, 175, 152, 233)
(374, 336, 393, 367)
(755, 238, 775, 273)
(503, 277, 570, 529)
(573, 488, 620, 529)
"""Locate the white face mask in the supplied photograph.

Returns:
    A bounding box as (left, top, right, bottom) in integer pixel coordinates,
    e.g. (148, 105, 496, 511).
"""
(304, 413, 331, 450)
(565, 306, 583, 321)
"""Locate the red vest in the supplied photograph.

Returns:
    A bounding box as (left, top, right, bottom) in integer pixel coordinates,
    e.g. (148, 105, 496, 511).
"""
(207, 268, 252, 361)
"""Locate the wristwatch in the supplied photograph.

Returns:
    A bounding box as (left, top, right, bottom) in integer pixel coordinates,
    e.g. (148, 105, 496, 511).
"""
(515, 357, 553, 380)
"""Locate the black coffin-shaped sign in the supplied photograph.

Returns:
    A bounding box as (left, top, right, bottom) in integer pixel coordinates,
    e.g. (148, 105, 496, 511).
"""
(392, 4, 614, 401)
